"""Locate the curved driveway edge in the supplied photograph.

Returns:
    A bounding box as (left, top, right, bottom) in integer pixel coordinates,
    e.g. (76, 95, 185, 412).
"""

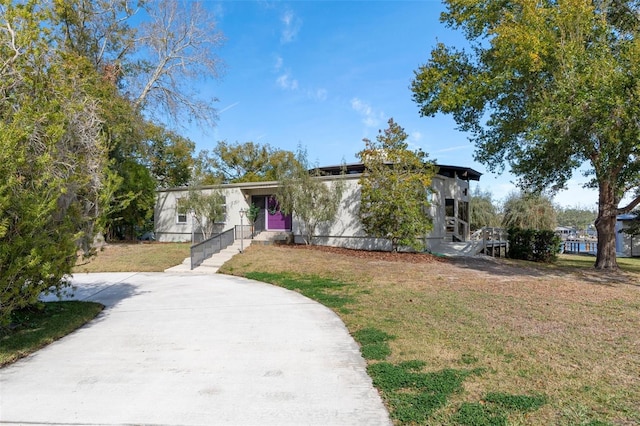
(0, 272, 391, 426)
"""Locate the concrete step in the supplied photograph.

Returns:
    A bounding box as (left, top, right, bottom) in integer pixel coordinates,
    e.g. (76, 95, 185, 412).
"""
(431, 240, 484, 257)
(164, 261, 191, 273)
(252, 231, 293, 244)
(189, 265, 219, 274)
(165, 238, 253, 274)
(201, 253, 236, 267)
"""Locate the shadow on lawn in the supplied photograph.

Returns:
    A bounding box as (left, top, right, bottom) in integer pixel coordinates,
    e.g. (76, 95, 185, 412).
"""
(446, 255, 638, 287)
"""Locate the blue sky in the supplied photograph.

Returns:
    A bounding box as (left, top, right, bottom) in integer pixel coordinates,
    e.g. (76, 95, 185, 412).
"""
(186, 0, 599, 209)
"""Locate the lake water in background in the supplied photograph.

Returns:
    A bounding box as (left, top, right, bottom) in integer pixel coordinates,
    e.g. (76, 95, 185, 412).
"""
(561, 241, 598, 254)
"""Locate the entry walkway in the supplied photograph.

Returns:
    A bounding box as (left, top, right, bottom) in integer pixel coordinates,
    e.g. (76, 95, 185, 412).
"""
(0, 273, 390, 426)
(165, 238, 254, 273)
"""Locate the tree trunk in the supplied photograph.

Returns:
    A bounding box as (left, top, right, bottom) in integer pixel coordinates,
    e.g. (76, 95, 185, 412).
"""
(594, 183, 619, 270)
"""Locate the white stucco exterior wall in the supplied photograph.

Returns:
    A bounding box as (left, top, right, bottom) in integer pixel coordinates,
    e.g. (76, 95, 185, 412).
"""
(289, 174, 470, 251)
(155, 186, 251, 243)
(155, 172, 473, 250)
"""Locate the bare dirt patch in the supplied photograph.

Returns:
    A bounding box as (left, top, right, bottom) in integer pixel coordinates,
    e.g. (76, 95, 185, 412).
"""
(289, 243, 446, 264)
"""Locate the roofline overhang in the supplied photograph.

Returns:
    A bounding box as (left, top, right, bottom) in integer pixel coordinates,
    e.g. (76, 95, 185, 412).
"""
(158, 162, 481, 193)
(315, 162, 482, 181)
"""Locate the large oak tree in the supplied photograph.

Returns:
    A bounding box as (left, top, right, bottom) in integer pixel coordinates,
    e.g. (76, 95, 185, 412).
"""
(412, 0, 640, 270)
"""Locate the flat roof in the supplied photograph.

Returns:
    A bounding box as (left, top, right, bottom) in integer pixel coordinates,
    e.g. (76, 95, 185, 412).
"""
(316, 162, 482, 181)
(159, 162, 482, 192)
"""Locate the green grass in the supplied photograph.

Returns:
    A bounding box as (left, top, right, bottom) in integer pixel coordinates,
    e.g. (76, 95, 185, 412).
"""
(221, 245, 640, 424)
(353, 327, 394, 360)
(1, 301, 104, 367)
(243, 270, 547, 424)
(368, 361, 486, 424)
(244, 271, 356, 312)
(556, 253, 640, 273)
(453, 393, 548, 425)
(454, 402, 508, 426)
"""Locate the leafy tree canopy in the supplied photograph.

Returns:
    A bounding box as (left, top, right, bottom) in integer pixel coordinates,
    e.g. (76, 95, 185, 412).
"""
(357, 118, 436, 252)
(0, 0, 218, 326)
(1, 1, 109, 327)
(470, 186, 500, 231)
(502, 191, 557, 231)
(556, 206, 597, 231)
(51, 0, 212, 240)
(197, 141, 296, 184)
(145, 124, 195, 188)
(412, 0, 640, 269)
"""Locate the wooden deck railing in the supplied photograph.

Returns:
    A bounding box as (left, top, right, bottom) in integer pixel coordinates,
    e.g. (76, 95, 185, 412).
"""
(475, 227, 509, 257)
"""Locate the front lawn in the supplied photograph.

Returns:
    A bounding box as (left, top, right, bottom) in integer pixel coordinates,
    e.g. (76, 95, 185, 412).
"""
(73, 242, 190, 273)
(220, 245, 640, 425)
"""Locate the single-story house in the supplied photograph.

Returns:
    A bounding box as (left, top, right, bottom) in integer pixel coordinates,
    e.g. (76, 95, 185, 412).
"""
(154, 162, 481, 251)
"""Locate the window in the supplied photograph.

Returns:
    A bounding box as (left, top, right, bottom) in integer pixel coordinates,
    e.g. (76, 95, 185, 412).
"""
(176, 199, 188, 224)
(208, 194, 227, 223)
(445, 198, 455, 217)
(458, 201, 469, 223)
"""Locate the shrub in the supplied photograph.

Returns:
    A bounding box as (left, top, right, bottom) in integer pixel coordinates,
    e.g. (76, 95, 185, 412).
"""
(508, 227, 562, 262)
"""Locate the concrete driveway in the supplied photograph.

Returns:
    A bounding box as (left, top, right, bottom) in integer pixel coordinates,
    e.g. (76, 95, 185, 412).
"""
(0, 272, 390, 426)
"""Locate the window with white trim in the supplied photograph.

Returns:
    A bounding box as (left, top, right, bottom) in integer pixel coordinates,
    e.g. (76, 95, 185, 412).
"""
(176, 198, 188, 224)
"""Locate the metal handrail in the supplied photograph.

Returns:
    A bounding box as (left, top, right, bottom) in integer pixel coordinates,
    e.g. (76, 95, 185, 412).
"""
(190, 228, 236, 269)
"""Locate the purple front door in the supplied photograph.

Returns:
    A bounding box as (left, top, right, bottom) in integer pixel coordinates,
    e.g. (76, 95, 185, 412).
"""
(266, 196, 292, 230)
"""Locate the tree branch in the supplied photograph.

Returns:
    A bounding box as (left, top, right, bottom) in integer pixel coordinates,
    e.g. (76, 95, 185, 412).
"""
(618, 193, 640, 214)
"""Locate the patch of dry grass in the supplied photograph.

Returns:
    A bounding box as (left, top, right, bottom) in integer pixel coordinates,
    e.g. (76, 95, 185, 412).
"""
(73, 242, 190, 273)
(220, 246, 640, 425)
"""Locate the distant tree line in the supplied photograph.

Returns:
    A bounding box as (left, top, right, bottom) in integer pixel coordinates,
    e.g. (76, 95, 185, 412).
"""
(470, 189, 597, 234)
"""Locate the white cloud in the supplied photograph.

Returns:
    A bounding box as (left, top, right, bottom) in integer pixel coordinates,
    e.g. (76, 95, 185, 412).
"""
(276, 72, 298, 90)
(274, 56, 283, 71)
(281, 10, 302, 44)
(351, 98, 383, 128)
(411, 131, 423, 142)
(310, 88, 327, 101)
(273, 57, 325, 100)
(257, 0, 278, 9)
